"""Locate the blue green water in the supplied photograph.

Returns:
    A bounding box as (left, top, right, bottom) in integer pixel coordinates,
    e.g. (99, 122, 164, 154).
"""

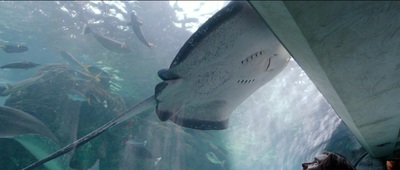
(0, 1, 380, 170)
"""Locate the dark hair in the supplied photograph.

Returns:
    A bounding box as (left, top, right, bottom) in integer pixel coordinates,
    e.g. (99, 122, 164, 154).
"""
(320, 151, 356, 170)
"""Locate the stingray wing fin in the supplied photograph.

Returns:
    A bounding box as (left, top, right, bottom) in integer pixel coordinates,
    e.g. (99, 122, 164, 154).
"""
(154, 1, 291, 130)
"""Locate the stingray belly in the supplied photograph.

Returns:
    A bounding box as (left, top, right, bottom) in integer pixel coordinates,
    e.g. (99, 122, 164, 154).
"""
(154, 1, 290, 130)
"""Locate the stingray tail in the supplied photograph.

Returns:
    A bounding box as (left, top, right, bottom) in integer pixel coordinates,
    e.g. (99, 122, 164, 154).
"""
(22, 95, 157, 170)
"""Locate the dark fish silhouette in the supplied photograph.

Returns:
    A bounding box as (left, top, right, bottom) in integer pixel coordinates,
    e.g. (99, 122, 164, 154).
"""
(0, 86, 6, 94)
(22, 1, 291, 169)
(173, 2, 183, 12)
(87, 65, 110, 79)
(0, 61, 40, 69)
(0, 45, 29, 53)
(83, 24, 132, 53)
(129, 143, 154, 159)
(175, 14, 199, 29)
(0, 106, 58, 143)
(121, 137, 162, 166)
(0, 106, 68, 170)
(128, 12, 153, 48)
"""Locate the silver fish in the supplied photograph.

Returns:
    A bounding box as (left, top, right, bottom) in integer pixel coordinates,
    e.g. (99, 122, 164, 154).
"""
(83, 24, 132, 53)
(0, 75, 44, 96)
(128, 12, 153, 48)
(206, 152, 225, 167)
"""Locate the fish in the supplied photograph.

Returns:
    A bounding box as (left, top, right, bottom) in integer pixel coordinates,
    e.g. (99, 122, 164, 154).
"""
(0, 61, 40, 69)
(14, 134, 68, 170)
(0, 74, 44, 96)
(127, 142, 154, 159)
(0, 106, 66, 169)
(206, 152, 225, 167)
(66, 89, 89, 103)
(0, 44, 29, 53)
(128, 12, 153, 48)
(175, 14, 199, 29)
(82, 24, 132, 53)
(86, 65, 111, 87)
(88, 159, 100, 170)
(60, 51, 104, 82)
(123, 137, 162, 166)
(22, 1, 291, 168)
(0, 85, 6, 94)
(194, 2, 205, 12)
(60, 51, 90, 72)
(87, 65, 111, 79)
(0, 106, 58, 143)
(173, 2, 184, 12)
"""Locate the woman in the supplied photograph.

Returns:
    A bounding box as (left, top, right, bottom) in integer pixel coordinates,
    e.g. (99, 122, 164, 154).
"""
(302, 151, 356, 170)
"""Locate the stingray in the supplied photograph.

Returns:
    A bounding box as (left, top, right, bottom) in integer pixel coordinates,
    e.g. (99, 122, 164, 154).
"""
(22, 1, 291, 169)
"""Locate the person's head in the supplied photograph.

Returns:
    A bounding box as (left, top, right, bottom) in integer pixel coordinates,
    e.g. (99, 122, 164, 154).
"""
(302, 151, 356, 170)
(386, 157, 400, 170)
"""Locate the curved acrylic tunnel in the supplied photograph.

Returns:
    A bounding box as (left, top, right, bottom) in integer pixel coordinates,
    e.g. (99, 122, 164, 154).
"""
(251, 0, 400, 165)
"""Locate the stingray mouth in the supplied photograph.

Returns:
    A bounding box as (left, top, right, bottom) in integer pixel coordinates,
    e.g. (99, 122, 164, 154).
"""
(156, 108, 176, 121)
